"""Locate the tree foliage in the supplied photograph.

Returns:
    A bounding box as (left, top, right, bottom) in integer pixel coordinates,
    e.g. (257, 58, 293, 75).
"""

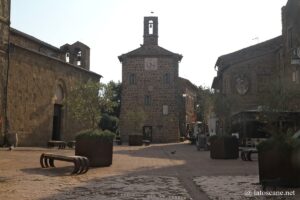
(196, 85, 237, 135)
(257, 80, 299, 136)
(124, 108, 147, 134)
(196, 86, 214, 123)
(64, 80, 116, 129)
(103, 81, 121, 117)
(99, 113, 119, 133)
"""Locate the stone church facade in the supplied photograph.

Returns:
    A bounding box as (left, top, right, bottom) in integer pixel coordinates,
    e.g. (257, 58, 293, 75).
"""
(119, 16, 197, 143)
(212, 0, 300, 135)
(0, 0, 101, 146)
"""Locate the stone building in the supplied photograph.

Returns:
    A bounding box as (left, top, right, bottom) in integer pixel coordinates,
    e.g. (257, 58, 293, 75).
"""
(118, 16, 197, 143)
(0, 0, 101, 146)
(211, 0, 300, 136)
(178, 77, 198, 136)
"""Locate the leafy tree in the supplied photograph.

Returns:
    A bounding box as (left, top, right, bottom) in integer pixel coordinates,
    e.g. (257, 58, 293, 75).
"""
(213, 93, 238, 135)
(196, 86, 214, 123)
(196, 85, 238, 135)
(64, 80, 116, 129)
(99, 113, 119, 133)
(125, 107, 147, 134)
(103, 81, 121, 117)
(257, 80, 299, 136)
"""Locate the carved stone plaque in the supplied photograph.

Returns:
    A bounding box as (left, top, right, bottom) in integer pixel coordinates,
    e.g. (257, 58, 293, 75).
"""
(235, 74, 249, 95)
(144, 58, 157, 70)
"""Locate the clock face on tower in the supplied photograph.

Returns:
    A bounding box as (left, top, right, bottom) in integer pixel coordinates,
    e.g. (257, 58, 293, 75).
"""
(144, 58, 158, 70)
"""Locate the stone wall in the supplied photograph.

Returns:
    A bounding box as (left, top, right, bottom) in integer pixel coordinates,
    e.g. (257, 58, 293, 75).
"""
(7, 44, 100, 146)
(10, 29, 64, 61)
(178, 78, 197, 136)
(219, 50, 280, 113)
(120, 56, 180, 143)
(0, 0, 10, 144)
(213, 35, 283, 117)
(281, 1, 300, 100)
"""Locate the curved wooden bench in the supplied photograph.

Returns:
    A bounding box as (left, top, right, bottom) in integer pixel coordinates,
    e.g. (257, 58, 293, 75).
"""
(142, 140, 151, 146)
(40, 153, 89, 174)
(241, 148, 258, 161)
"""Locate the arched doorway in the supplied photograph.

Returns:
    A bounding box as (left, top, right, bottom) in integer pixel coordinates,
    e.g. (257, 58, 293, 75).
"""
(52, 85, 64, 140)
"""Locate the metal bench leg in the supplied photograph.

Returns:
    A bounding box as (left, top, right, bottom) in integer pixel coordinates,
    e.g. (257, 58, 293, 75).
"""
(49, 158, 55, 167)
(40, 154, 46, 168)
(81, 157, 89, 174)
(44, 157, 50, 167)
(247, 151, 252, 161)
(241, 151, 246, 161)
(78, 157, 89, 174)
(76, 157, 85, 174)
(72, 158, 80, 174)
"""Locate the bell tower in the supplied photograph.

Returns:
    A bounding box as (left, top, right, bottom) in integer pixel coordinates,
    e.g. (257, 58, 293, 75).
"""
(143, 16, 158, 45)
(0, 0, 11, 144)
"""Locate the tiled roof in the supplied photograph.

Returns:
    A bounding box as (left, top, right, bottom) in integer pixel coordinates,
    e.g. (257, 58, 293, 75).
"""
(118, 44, 182, 62)
(216, 36, 282, 72)
(10, 28, 61, 52)
(179, 77, 198, 92)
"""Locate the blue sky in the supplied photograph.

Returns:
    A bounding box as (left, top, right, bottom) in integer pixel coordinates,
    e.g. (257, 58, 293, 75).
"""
(11, 0, 288, 86)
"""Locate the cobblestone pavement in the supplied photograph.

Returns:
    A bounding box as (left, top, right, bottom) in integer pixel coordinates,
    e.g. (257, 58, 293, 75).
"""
(42, 175, 192, 200)
(0, 142, 298, 199)
(194, 175, 299, 200)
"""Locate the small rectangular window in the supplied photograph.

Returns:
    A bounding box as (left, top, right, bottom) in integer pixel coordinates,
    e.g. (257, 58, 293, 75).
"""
(65, 52, 70, 63)
(163, 73, 170, 84)
(163, 105, 168, 115)
(76, 51, 82, 66)
(144, 95, 151, 106)
(129, 73, 136, 85)
(292, 70, 299, 83)
(148, 20, 154, 35)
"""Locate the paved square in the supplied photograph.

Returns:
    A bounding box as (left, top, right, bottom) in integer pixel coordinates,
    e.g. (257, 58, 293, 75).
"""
(0, 143, 299, 199)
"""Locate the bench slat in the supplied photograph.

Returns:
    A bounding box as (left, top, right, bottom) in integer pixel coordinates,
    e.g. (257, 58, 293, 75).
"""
(40, 153, 89, 174)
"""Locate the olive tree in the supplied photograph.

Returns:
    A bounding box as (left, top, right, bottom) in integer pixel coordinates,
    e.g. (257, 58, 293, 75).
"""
(64, 80, 116, 129)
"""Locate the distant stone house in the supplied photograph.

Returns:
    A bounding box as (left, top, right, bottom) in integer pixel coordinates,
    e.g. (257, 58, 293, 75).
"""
(178, 77, 198, 136)
(212, 36, 282, 113)
(118, 16, 197, 143)
(211, 0, 300, 136)
(0, 0, 101, 146)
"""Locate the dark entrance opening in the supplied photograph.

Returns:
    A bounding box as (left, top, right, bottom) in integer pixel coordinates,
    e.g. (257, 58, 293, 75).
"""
(52, 104, 62, 140)
(143, 126, 152, 142)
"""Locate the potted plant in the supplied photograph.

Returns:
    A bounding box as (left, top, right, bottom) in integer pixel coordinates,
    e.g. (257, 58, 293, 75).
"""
(209, 135, 239, 159)
(252, 80, 300, 187)
(75, 129, 115, 167)
(125, 108, 147, 146)
(257, 133, 300, 187)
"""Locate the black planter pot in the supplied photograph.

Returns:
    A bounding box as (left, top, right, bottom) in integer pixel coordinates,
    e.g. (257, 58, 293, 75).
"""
(210, 136, 239, 159)
(258, 148, 300, 187)
(75, 138, 113, 167)
(129, 135, 143, 146)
